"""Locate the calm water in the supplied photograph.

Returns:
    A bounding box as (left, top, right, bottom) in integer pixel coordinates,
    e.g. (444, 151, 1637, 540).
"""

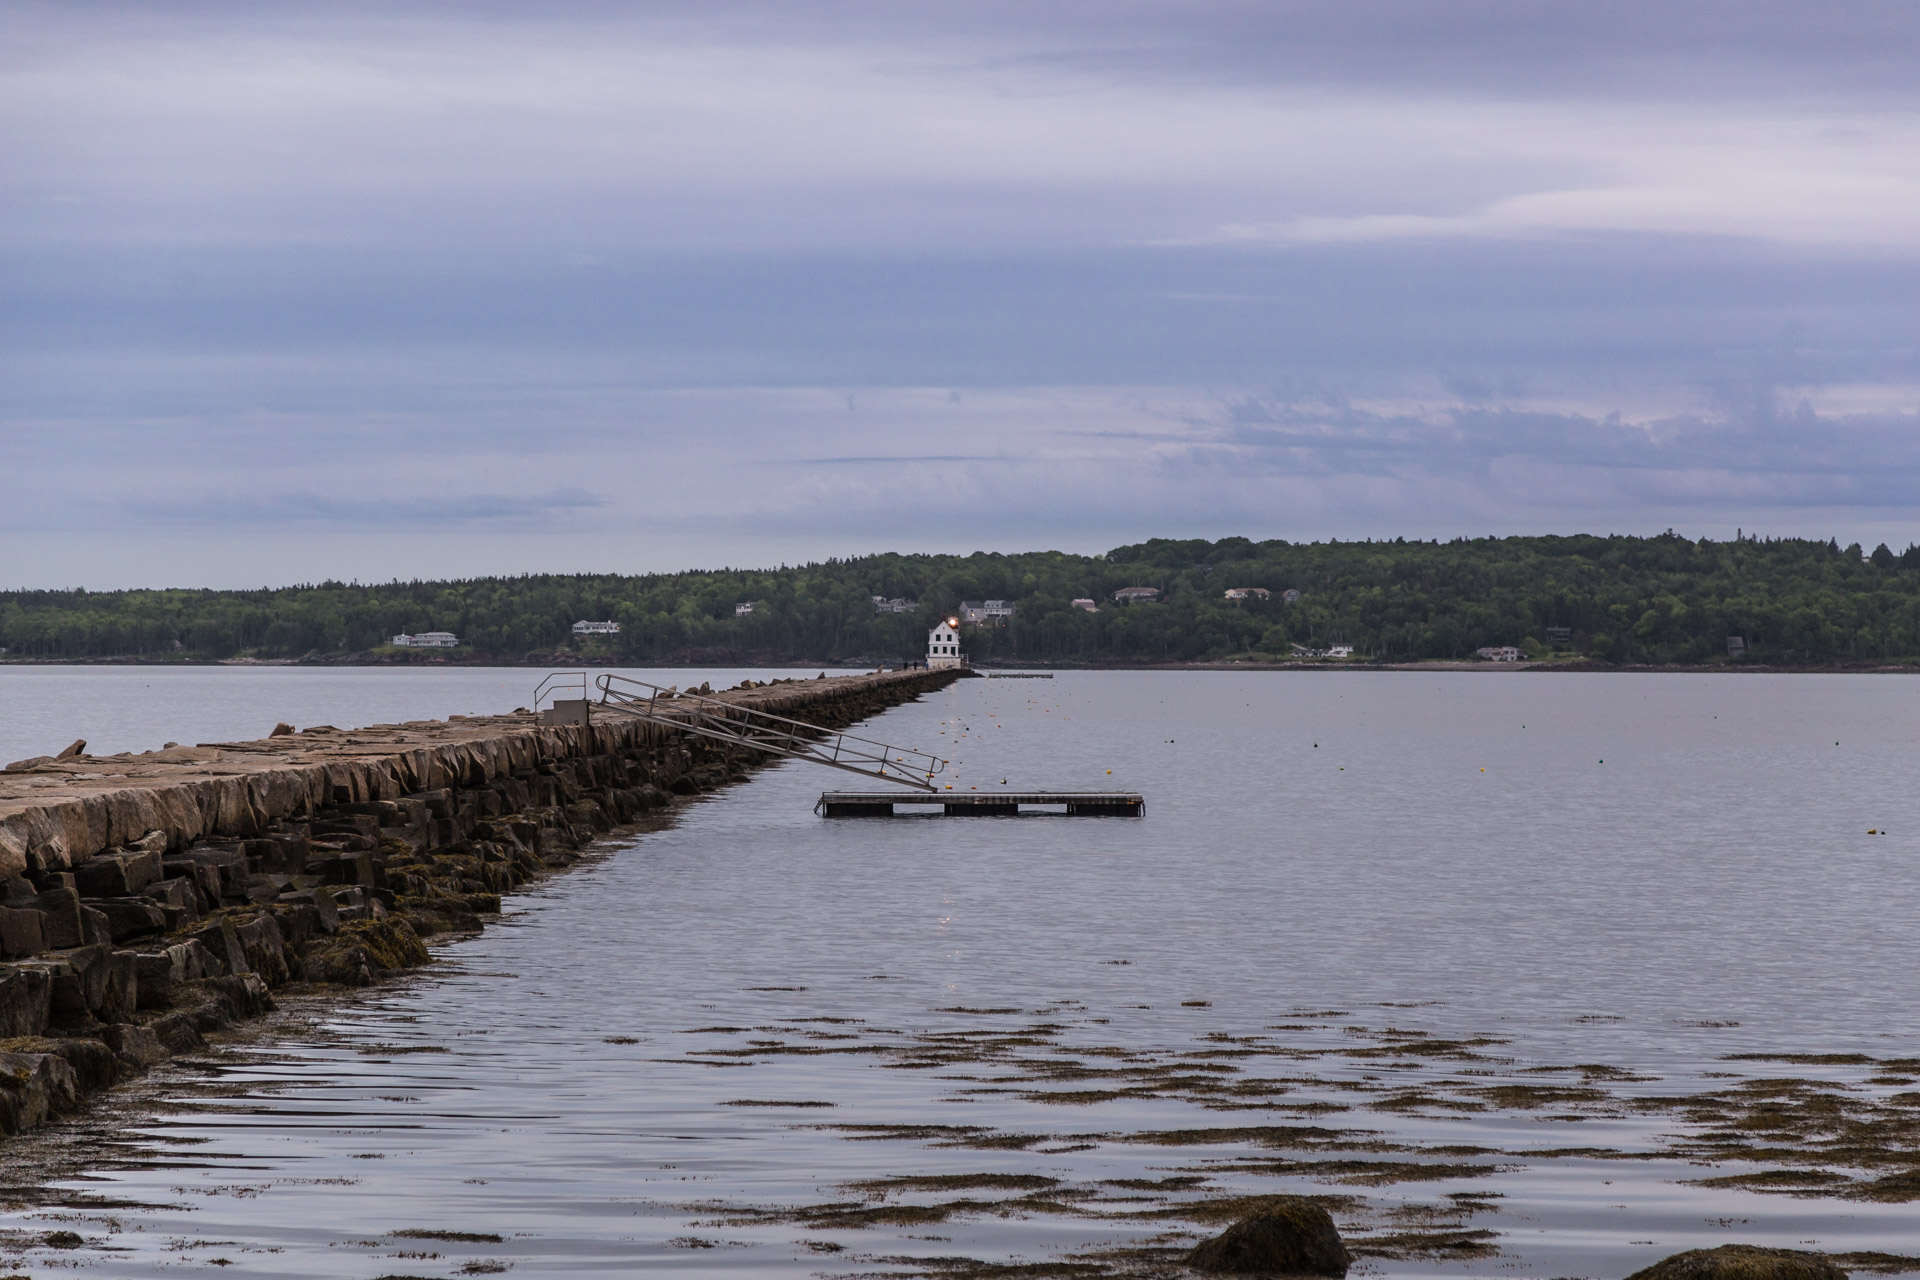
(0, 665, 836, 765)
(2, 669, 1918, 1277)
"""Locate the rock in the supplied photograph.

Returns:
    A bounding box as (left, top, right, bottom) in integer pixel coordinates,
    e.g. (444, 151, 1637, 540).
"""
(48, 944, 110, 1023)
(269, 722, 295, 736)
(566, 800, 611, 833)
(269, 902, 323, 948)
(170, 844, 250, 889)
(0, 904, 46, 957)
(149, 874, 204, 926)
(133, 951, 176, 1007)
(189, 917, 251, 976)
(238, 874, 283, 905)
(305, 916, 429, 986)
(235, 914, 291, 986)
(95, 897, 169, 943)
(304, 887, 340, 932)
(0, 1049, 78, 1135)
(203, 972, 274, 1019)
(100, 950, 141, 1021)
(128, 830, 169, 855)
(74, 849, 163, 897)
(168, 938, 217, 983)
(100, 1022, 169, 1070)
(0, 963, 52, 1036)
(308, 850, 375, 887)
(246, 831, 310, 874)
(1625, 1246, 1848, 1280)
(170, 973, 273, 1032)
(80, 903, 114, 947)
(55, 738, 86, 759)
(1186, 1199, 1352, 1278)
(28, 886, 85, 949)
(39, 1035, 122, 1094)
(146, 1010, 206, 1055)
(131, 938, 218, 1011)
(4, 755, 55, 771)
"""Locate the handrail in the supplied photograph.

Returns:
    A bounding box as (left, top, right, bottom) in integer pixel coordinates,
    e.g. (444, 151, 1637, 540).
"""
(588, 673, 945, 792)
(532, 671, 587, 711)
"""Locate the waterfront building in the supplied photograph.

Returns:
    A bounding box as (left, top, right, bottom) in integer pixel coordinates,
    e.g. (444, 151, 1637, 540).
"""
(958, 599, 1013, 624)
(928, 618, 964, 669)
(1112, 586, 1162, 603)
(1475, 646, 1523, 662)
(392, 631, 458, 648)
(571, 620, 620, 636)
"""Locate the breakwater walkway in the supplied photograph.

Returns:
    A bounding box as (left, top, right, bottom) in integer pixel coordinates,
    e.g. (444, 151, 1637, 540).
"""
(0, 668, 959, 1138)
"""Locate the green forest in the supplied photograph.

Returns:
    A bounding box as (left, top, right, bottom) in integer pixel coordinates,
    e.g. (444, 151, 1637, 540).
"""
(5, 533, 1920, 667)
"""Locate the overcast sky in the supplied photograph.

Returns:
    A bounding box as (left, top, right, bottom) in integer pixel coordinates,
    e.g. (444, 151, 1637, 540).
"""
(4, 1, 1918, 587)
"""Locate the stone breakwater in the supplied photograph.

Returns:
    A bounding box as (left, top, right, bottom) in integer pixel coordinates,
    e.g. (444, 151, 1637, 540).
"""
(0, 668, 959, 1139)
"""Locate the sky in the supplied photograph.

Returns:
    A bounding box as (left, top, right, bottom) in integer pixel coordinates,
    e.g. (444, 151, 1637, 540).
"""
(4, 0, 1918, 588)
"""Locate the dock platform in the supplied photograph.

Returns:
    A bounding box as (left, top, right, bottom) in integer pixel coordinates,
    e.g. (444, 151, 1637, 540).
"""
(817, 790, 1144, 817)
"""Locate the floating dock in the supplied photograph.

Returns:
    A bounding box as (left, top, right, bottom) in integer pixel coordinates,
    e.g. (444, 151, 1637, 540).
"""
(817, 790, 1143, 817)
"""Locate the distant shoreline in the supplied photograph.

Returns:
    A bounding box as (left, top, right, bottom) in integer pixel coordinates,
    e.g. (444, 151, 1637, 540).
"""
(3, 655, 1918, 674)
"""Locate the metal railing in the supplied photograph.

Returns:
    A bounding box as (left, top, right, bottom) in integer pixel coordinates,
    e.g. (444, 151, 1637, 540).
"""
(587, 673, 945, 792)
(532, 671, 588, 712)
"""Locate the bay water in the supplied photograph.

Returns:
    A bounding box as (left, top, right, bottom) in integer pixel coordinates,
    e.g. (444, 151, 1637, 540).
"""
(2, 668, 1917, 1277)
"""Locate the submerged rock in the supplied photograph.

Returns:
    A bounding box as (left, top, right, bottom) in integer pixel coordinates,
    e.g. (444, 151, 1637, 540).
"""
(1626, 1246, 1848, 1280)
(1186, 1198, 1351, 1277)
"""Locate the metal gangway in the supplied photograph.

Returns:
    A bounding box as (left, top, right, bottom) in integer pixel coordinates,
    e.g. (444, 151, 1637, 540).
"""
(535, 672, 946, 792)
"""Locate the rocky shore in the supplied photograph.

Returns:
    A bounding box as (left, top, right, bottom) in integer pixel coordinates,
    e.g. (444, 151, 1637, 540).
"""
(0, 668, 958, 1140)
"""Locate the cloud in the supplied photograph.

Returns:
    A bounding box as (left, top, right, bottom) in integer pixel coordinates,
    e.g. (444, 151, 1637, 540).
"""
(104, 488, 610, 533)
(3, 2, 1919, 585)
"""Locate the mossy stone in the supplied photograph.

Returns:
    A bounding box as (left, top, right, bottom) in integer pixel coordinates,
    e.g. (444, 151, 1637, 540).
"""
(1186, 1198, 1351, 1276)
(1626, 1245, 1848, 1280)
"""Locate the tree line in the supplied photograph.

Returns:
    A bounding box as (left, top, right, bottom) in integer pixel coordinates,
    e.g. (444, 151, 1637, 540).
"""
(6, 533, 1920, 667)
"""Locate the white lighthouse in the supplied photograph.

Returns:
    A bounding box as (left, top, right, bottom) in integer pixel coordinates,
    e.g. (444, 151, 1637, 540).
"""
(928, 617, 963, 669)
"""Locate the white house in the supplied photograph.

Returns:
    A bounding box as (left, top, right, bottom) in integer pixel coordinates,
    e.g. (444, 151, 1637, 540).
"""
(928, 618, 963, 669)
(1071, 598, 1097, 612)
(871, 596, 917, 614)
(958, 599, 1014, 623)
(393, 631, 458, 648)
(572, 620, 620, 636)
(1223, 587, 1271, 601)
(1475, 646, 1524, 662)
(735, 602, 756, 616)
(1113, 586, 1162, 603)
